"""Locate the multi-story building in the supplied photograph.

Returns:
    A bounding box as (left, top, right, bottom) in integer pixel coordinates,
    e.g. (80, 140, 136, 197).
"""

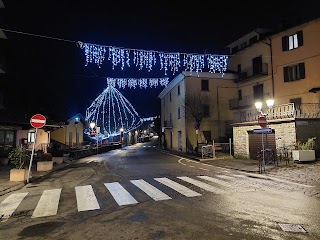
(159, 18, 320, 159)
(158, 71, 237, 152)
(228, 19, 320, 159)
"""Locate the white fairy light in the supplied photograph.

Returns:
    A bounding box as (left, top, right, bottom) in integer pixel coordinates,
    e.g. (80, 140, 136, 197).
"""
(79, 41, 228, 75)
(106, 78, 169, 89)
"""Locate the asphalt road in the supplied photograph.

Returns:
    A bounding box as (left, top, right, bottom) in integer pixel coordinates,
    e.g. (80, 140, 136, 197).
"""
(0, 138, 320, 240)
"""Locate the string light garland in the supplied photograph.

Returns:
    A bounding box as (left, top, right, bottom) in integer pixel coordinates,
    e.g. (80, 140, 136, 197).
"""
(107, 77, 169, 89)
(85, 85, 143, 138)
(78, 41, 228, 76)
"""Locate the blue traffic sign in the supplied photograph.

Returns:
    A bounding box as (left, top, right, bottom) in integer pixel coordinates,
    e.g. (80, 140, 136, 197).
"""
(253, 128, 272, 134)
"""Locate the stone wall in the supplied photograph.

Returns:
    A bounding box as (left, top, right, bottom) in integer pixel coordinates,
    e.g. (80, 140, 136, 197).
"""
(233, 122, 296, 159)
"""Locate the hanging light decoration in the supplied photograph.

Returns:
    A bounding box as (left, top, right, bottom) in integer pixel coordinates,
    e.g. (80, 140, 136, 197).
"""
(78, 41, 228, 75)
(106, 77, 169, 89)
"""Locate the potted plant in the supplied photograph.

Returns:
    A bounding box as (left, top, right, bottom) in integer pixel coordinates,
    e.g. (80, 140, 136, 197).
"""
(292, 137, 317, 163)
(8, 146, 31, 181)
(36, 152, 54, 171)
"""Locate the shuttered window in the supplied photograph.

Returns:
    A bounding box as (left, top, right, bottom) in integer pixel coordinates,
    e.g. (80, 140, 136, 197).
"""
(282, 30, 303, 51)
(283, 63, 305, 82)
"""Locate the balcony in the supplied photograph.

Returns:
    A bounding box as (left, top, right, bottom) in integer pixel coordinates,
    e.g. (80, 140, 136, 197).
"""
(238, 63, 268, 82)
(229, 95, 253, 110)
(233, 103, 320, 123)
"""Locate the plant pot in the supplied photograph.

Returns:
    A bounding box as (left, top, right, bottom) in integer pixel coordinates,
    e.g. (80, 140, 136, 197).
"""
(10, 168, 29, 182)
(37, 161, 53, 171)
(292, 150, 316, 162)
(52, 157, 63, 164)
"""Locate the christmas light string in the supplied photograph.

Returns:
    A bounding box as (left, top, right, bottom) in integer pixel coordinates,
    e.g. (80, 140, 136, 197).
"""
(77, 41, 228, 76)
(107, 77, 169, 89)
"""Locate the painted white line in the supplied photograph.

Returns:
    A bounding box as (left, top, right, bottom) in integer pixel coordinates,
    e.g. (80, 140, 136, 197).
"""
(177, 177, 224, 194)
(197, 176, 231, 187)
(75, 185, 100, 212)
(104, 182, 138, 206)
(154, 177, 202, 197)
(0, 192, 28, 222)
(32, 189, 61, 218)
(130, 180, 171, 201)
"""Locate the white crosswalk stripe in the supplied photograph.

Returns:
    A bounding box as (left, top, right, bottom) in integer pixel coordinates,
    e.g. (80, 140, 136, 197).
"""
(104, 182, 138, 206)
(131, 179, 172, 201)
(75, 185, 100, 212)
(32, 189, 61, 218)
(0, 192, 28, 222)
(154, 177, 202, 197)
(177, 177, 224, 194)
(1, 173, 282, 221)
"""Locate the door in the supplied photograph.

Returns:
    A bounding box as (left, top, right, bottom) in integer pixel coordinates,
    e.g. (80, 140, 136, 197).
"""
(178, 131, 182, 151)
(248, 130, 276, 160)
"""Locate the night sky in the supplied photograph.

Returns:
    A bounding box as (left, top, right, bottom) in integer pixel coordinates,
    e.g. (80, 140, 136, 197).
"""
(1, 0, 320, 120)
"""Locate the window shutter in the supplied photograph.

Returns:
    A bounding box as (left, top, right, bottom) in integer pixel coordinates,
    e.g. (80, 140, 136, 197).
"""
(297, 30, 304, 47)
(283, 66, 289, 82)
(282, 36, 288, 51)
(299, 63, 305, 79)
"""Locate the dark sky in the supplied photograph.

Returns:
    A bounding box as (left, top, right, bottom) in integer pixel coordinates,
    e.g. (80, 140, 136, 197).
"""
(1, 0, 320, 120)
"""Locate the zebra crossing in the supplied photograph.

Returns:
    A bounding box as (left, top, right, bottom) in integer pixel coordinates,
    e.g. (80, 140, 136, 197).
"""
(0, 173, 284, 222)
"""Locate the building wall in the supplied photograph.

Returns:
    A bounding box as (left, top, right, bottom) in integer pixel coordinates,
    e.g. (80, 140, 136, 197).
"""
(272, 19, 320, 104)
(233, 122, 296, 159)
(51, 120, 84, 146)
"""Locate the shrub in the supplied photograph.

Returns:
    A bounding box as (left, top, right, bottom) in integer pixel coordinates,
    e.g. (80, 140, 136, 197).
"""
(294, 137, 317, 150)
(39, 152, 52, 161)
(8, 147, 31, 169)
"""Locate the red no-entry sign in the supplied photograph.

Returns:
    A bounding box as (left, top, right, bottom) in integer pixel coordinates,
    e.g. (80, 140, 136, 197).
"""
(258, 115, 267, 128)
(30, 114, 46, 129)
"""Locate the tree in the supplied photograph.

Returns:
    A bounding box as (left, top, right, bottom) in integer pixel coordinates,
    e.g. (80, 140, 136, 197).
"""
(181, 92, 209, 150)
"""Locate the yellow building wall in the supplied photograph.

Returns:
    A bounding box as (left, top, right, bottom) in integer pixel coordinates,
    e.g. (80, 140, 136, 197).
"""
(272, 20, 320, 104)
(51, 120, 84, 146)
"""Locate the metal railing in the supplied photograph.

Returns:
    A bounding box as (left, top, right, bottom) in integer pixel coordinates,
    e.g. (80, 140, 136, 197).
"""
(238, 63, 268, 81)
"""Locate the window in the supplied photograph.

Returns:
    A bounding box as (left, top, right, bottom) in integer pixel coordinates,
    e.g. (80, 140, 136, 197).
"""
(283, 63, 305, 82)
(178, 107, 181, 119)
(201, 79, 209, 91)
(253, 84, 264, 100)
(203, 104, 210, 117)
(249, 36, 258, 45)
(238, 90, 242, 100)
(240, 42, 247, 50)
(0, 130, 14, 146)
(177, 85, 180, 96)
(28, 131, 36, 143)
(282, 30, 303, 51)
(231, 46, 238, 54)
(170, 92, 172, 102)
(290, 98, 301, 110)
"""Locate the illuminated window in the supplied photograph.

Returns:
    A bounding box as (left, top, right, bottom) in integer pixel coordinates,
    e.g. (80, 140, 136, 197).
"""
(282, 31, 303, 51)
(28, 131, 36, 143)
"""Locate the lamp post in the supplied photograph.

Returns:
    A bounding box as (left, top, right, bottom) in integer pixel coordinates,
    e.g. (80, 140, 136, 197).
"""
(75, 117, 79, 147)
(255, 98, 274, 172)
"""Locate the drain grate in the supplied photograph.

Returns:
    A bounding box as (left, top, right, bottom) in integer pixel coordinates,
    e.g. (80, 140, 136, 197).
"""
(278, 223, 306, 233)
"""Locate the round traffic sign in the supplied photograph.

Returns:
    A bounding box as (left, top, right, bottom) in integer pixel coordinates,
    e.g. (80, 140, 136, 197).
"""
(258, 115, 267, 128)
(30, 114, 46, 129)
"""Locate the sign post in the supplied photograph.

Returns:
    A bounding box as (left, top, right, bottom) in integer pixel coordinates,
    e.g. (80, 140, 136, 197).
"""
(257, 115, 268, 173)
(27, 114, 46, 183)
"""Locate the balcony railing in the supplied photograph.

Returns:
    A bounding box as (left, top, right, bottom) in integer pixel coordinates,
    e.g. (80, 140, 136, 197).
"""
(233, 103, 320, 123)
(238, 63, 268, 81)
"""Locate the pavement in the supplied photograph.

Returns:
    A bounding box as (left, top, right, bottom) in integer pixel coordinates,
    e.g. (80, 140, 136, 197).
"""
(1, 147, 320, 197)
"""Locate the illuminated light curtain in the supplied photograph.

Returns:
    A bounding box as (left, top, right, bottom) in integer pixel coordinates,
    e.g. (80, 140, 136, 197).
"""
(78, 41, 228, 76)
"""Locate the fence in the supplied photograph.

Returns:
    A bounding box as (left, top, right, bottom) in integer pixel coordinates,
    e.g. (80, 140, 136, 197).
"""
(201, 138, 233, 159)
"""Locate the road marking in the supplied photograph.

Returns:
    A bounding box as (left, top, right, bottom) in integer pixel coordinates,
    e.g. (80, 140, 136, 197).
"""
(104, 182, 138, 206)
(130, 180, 172, 201)
(0, 192, 28, 222)
(154, 177, 202, 197)
(75, 185, 100, 212)
(32, 189, 61, 218)
(197, 176, 232, 187)
(177, 177, 224, 194)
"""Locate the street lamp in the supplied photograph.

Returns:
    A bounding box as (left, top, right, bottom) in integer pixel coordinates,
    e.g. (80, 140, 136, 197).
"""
(120, 127, 124, 144)
(90, 122, 99, 154)
(255, 98, 274, 173)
